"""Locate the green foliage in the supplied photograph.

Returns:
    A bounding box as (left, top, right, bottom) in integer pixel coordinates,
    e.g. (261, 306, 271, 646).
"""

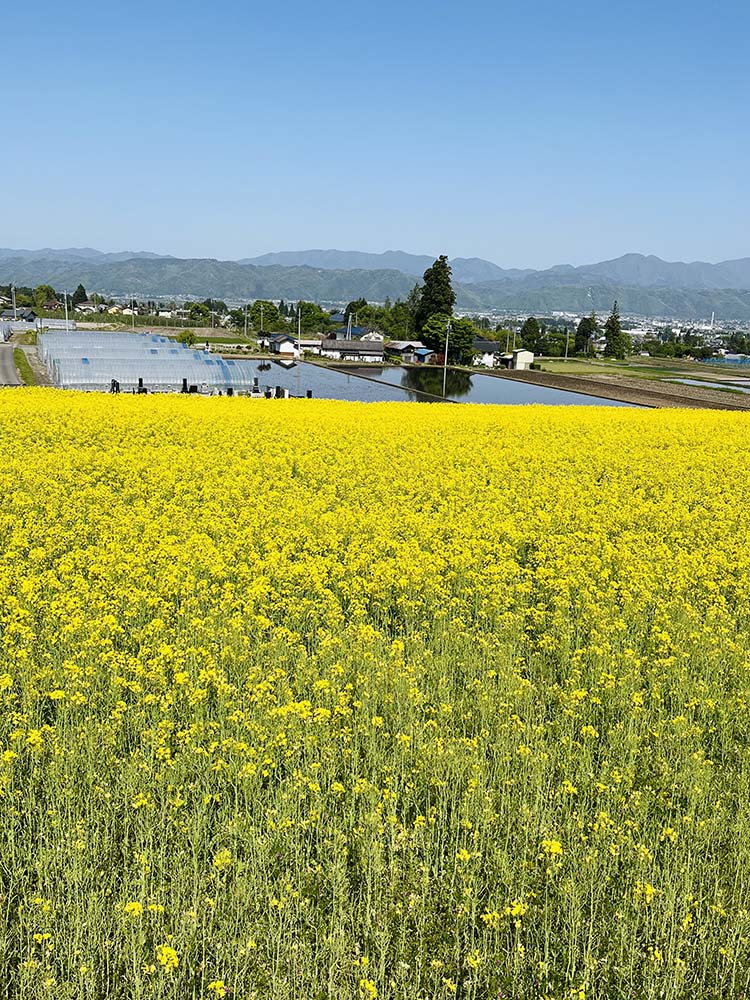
(249, 300, 282, 332)
(420, 314, 477, 364)
(575, 313, 599, 355)
(344, 298, 368, 323)
(13, 349, 37, 385)
(449, 317, 480, 364)
(727, 332, 750, 354)
(297, 301, 332, 334)
(421, 313, 452, 353)
(603, 301, 631, 360)
(202, 298, 228, 314)
(520, 317, 542, 353)
(33, 284, 57, 307)
(414, 256, 455, 332)
(188, 303, 210, 321)
(71, 284, 88, 306)
(176, 330, 197, 346)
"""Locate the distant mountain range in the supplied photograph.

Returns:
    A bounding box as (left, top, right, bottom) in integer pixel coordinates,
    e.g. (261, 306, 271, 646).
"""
(238, 250, 529, 285)
(2, 247, 750, 319)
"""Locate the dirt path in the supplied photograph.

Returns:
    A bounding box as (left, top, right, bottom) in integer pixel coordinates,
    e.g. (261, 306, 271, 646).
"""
(0, 343, 21, 386)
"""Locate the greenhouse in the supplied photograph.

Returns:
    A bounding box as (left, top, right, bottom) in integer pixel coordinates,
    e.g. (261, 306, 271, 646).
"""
(40, 332, 259, 393)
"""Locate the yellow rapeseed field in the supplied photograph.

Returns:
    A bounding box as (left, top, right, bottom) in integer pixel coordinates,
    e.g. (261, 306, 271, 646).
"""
(1, 389, 750, 1000)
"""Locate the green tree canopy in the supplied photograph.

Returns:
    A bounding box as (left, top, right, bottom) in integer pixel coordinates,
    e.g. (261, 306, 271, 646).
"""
(421, 313, 452, 353)
(71, 284, 88, 306)
(201, 298, 227, 315)
(176, 329, 196, 346)
(380, 299, 413, 339)
(297, 301, 331, 334)
(421, 314, 477, 364)
(575, 313, 599, 355)
(344, 298, 368, 323)
(188, 302, 210, 321)
(603, 301, 630, 360)
(449, 317, 479, 364)
(414, 256, 455, 332)
(520, 317, 543, 353)
(250, 300, 281, 332)
(33, 285, 57, 307)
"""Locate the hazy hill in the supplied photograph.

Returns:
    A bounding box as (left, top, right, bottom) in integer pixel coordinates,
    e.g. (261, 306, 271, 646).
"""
(0, 255, 416, 303)
(241, 249, 513, 284)
(0, 247, 170, 263)
(454, 281, 750, 319)
(542, 254, 750, 291)
(3, 247, 750, 318)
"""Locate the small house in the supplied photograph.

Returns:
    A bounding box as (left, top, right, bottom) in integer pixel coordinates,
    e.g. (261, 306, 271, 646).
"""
(1, 307, 37, 323)
(473, 339, 504, 368)
(385, 340, 428, 363)
(320, 339, 385, 363)
(414, 347, 434, 364)
(298, 338, 322, 355)
(511, 349, 534, 370)
(268, 333, 299, 357)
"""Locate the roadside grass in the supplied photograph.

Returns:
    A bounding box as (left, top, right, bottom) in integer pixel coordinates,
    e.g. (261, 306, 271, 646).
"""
(13, 348, 37, 385)
(13, 330, 38, 345)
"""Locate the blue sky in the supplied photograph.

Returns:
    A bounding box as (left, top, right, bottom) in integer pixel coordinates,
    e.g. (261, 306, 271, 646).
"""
(3, 0, 748, 268)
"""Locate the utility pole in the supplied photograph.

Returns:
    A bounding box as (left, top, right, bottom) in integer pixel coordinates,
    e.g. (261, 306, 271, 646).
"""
(297, 304, 302, 357)
(244, 303, 248, 340)
(260, 302, 264, 335)
(11, 285, 17, 320)
(63, 290, 69, 332)
(442, 319, 451, 398)
(565, 326, 570, 360)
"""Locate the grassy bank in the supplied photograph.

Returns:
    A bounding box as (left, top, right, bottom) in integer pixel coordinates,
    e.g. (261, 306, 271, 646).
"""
(12, 347, 37, 384)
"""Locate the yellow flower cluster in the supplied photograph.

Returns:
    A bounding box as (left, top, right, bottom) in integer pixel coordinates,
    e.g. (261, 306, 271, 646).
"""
(2, 390, 750, 998)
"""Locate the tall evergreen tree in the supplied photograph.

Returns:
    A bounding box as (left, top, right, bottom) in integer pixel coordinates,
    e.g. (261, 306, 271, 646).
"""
(603, 301, 630, 360)
(71, 283, 88, 306)
(414, 255, 455, 332)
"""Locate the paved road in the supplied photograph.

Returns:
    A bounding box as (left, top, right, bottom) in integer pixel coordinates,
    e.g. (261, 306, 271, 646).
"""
(0, 343, 21, 386)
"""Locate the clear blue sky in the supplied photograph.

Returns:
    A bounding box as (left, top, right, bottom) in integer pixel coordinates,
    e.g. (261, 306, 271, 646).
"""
(3, 0, 748, 268)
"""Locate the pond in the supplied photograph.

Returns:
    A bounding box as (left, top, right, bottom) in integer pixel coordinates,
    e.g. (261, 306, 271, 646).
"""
(243, 361, 410, 402)
(665, 378, 750, 395)
(339, 364, 636, 406)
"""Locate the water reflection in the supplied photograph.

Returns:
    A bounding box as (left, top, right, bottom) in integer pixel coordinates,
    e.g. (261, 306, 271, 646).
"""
(359, 365, 636, 407)
(401, 366, 472, 398)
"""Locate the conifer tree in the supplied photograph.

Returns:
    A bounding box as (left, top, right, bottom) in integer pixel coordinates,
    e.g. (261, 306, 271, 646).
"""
(603, 301, 630, 360)
(414, 256, 455, 332)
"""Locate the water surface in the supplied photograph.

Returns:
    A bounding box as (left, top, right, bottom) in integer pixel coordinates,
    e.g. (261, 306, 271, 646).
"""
(347, 365, 636, 406)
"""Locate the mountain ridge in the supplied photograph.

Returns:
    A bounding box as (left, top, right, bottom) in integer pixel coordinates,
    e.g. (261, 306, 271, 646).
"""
(3, 248, 750, 318)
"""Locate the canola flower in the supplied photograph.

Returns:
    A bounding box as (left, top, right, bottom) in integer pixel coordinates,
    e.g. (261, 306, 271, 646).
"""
(1, 390, 750, 998)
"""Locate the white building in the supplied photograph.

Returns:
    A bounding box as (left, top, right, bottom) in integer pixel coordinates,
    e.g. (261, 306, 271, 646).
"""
(268, 334, 299, 357)
(511, 349, 534, 370)
(320, 339, 385, 363)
